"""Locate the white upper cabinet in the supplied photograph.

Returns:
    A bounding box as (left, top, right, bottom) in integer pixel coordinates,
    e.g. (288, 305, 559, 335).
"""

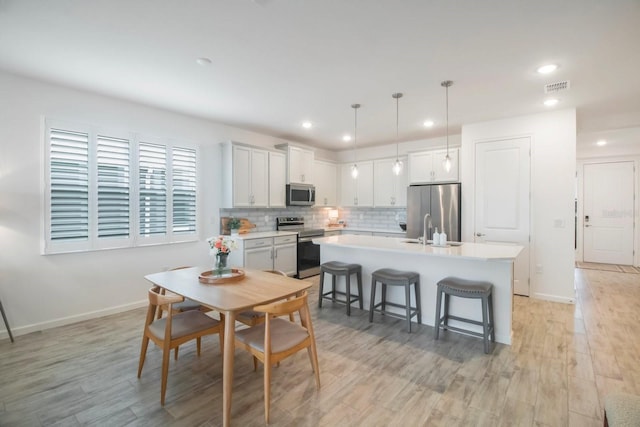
(221, 142, 269, 208)
(408, 148, 459, 184)
(339, 161, 374, 207)
(269, 151, 286, 208)
(287, 146, 314, 184)
(313, 160, 337, 207)
(374, 157, 408, 207)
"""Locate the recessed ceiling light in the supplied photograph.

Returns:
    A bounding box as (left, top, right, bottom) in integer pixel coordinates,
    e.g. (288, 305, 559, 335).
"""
(537, 64, 558, 74)
(195, 57, 212, 66)
(544, 98, 559, 107)
(302, 121, 313, 129)
(423, 120, 434, 128)
(596, 140, 607, 146)
(342, 135, 351, 142)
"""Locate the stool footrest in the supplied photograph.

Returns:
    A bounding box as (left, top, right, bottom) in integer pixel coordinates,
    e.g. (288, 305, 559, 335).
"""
(321, 290, 361, 305)
(372, 302, 419, 319)
(443, 314, 486, 327)
(438, 324, 488, 339)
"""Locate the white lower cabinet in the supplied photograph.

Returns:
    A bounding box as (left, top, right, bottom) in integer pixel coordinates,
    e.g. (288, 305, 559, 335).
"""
(273, 236, 297, 276)
(229, 234, 298, 276)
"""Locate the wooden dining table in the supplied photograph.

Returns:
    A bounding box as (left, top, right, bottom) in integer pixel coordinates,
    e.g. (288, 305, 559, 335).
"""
(144, 267, 311, 427)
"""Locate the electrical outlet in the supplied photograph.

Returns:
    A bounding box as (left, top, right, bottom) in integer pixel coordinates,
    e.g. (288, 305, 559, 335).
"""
(359, 213, 364, 220)
(395, 213, 400, 221)
(536, 264, 543, 273)
(264, 215, 269, 223)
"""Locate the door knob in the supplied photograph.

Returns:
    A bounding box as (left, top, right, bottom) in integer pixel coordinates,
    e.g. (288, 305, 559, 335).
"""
(476, 232, 485, 237)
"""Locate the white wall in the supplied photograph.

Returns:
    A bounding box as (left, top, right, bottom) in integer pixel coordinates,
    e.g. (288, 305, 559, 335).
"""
(461, 109, 577, 303)
(0, 71, 311, 338)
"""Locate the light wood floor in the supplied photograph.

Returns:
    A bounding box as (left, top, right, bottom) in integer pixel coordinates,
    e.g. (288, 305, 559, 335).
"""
(1, 268, 638, 426)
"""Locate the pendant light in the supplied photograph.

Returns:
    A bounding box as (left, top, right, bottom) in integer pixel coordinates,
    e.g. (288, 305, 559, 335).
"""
(351, 103, 360, 179)
(441, 80, 453, 172)
(392, 92, 403, 175)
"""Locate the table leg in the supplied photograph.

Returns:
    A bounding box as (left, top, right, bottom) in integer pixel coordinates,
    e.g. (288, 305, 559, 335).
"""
(222, 310, 236, 427)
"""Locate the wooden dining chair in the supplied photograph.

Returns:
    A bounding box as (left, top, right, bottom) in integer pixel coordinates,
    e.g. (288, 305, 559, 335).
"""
(138, 287, 224, 405)
(156, 266, 211, 319)
(234, 290, 320, 423)
(236, 270, 295, 327)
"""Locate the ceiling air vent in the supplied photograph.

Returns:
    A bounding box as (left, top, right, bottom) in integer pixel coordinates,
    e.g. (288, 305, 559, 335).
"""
(544, 80, 570, 93)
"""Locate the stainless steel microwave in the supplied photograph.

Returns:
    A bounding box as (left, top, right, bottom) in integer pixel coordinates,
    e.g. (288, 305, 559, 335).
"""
(286, 184, 315, 206)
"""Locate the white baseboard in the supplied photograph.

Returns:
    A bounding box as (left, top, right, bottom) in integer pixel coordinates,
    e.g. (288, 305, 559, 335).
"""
(0, 299, 147, 340)
(532, 292, 576, 304)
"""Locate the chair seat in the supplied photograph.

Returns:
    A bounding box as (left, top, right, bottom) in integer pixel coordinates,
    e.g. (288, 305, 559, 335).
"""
(321, 261, 361, 274)
(235, 318, 308, 354)
(173, 298, 204, 312)
(438, 277, 492, 296)
(372, 268, 419, 284)
(149, 311, 220, 340)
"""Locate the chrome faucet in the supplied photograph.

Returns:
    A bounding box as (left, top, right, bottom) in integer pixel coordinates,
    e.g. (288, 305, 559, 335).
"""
(423, 213, 432, 245)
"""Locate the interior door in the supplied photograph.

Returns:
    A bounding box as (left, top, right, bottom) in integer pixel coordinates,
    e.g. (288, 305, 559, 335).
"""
(583, 161, 634, 265)
(475, 137, 531, 296)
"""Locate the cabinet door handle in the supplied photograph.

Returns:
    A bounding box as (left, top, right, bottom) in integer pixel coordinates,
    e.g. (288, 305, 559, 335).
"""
(476, 232, 485, 237)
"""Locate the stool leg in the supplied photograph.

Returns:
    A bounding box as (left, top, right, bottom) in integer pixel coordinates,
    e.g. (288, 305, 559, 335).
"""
(414, 278, 422, 324)
(434, 287, 442, 340)
(318, 271, 325, 308)
(405, 283, 412, 333)
(346, 273, 352, 316)
(0, 299, 14, 343)
(369, 278, 377, 322)
(488, 292, 495, 343)
(482, 295, 490, 354)
(357, 271, 363, 309)
(331, 274, 336, 301)
(381, 284, 387, 313)
(443, 293, 450, 329)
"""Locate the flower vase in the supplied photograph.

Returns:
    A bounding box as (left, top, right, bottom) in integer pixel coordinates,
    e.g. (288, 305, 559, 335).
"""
(215, 252, 229, 276)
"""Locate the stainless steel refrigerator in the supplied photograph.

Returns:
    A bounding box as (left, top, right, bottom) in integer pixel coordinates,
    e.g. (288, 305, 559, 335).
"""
(406, 183, 461, 241)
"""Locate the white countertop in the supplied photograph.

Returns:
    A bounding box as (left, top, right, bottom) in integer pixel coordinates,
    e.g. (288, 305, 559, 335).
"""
(324, 227, 406, 235)
(228, 230, 298, 240)
(313, 234, 522, 261)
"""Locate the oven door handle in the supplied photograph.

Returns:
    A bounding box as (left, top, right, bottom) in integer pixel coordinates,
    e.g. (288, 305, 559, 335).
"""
(298, 236, 322, 243)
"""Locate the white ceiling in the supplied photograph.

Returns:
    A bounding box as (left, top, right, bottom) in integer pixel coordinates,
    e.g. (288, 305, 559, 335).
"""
(1, 0, 639, 151)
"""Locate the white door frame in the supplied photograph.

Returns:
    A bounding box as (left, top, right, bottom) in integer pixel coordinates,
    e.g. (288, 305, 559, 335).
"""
(576, 157, 638, 266)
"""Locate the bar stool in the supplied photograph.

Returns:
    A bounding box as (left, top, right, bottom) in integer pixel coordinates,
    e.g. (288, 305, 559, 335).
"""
(369, 268, 421, 332)
(318, 261, 363, 316)
(434, 276, 495, 354)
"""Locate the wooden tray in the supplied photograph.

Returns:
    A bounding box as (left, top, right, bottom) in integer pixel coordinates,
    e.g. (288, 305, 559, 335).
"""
(199, 268, 245, 284)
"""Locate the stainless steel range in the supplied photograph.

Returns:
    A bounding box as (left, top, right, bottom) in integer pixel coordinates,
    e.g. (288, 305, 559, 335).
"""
(276, 217, 325, 278)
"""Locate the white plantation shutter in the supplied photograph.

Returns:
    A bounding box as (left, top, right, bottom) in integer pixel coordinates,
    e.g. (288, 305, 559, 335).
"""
(172, 147, 197, 234)
(49, 128, 89, 242)
(139, 142, 167, 237)
(97, 135, 130, 238)
(45, 120, 198, 253)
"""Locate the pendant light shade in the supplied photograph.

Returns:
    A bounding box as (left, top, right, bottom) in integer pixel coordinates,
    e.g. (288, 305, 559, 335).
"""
(441, 80, 453, 172)
(392, 93, 403, 175)
(351, 103, 361, 179)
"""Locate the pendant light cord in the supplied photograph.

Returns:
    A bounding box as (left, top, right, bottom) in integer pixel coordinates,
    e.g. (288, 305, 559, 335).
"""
(441, 81, 453, 156)
(395, 95, 399, 159)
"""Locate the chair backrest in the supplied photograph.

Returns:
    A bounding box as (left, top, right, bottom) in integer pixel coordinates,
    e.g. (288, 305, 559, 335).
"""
(148, 286, 184, 307)
(253, 291, 308, 316)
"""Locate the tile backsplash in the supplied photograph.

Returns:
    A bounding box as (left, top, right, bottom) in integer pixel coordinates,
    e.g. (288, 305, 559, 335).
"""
(220, 207, 407, 232)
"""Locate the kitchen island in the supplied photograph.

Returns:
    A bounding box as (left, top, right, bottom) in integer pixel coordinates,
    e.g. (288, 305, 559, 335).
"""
(312, 234, 522, 344)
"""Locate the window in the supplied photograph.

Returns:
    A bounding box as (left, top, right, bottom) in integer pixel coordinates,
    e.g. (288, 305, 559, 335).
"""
(44, 120, 198, 254)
